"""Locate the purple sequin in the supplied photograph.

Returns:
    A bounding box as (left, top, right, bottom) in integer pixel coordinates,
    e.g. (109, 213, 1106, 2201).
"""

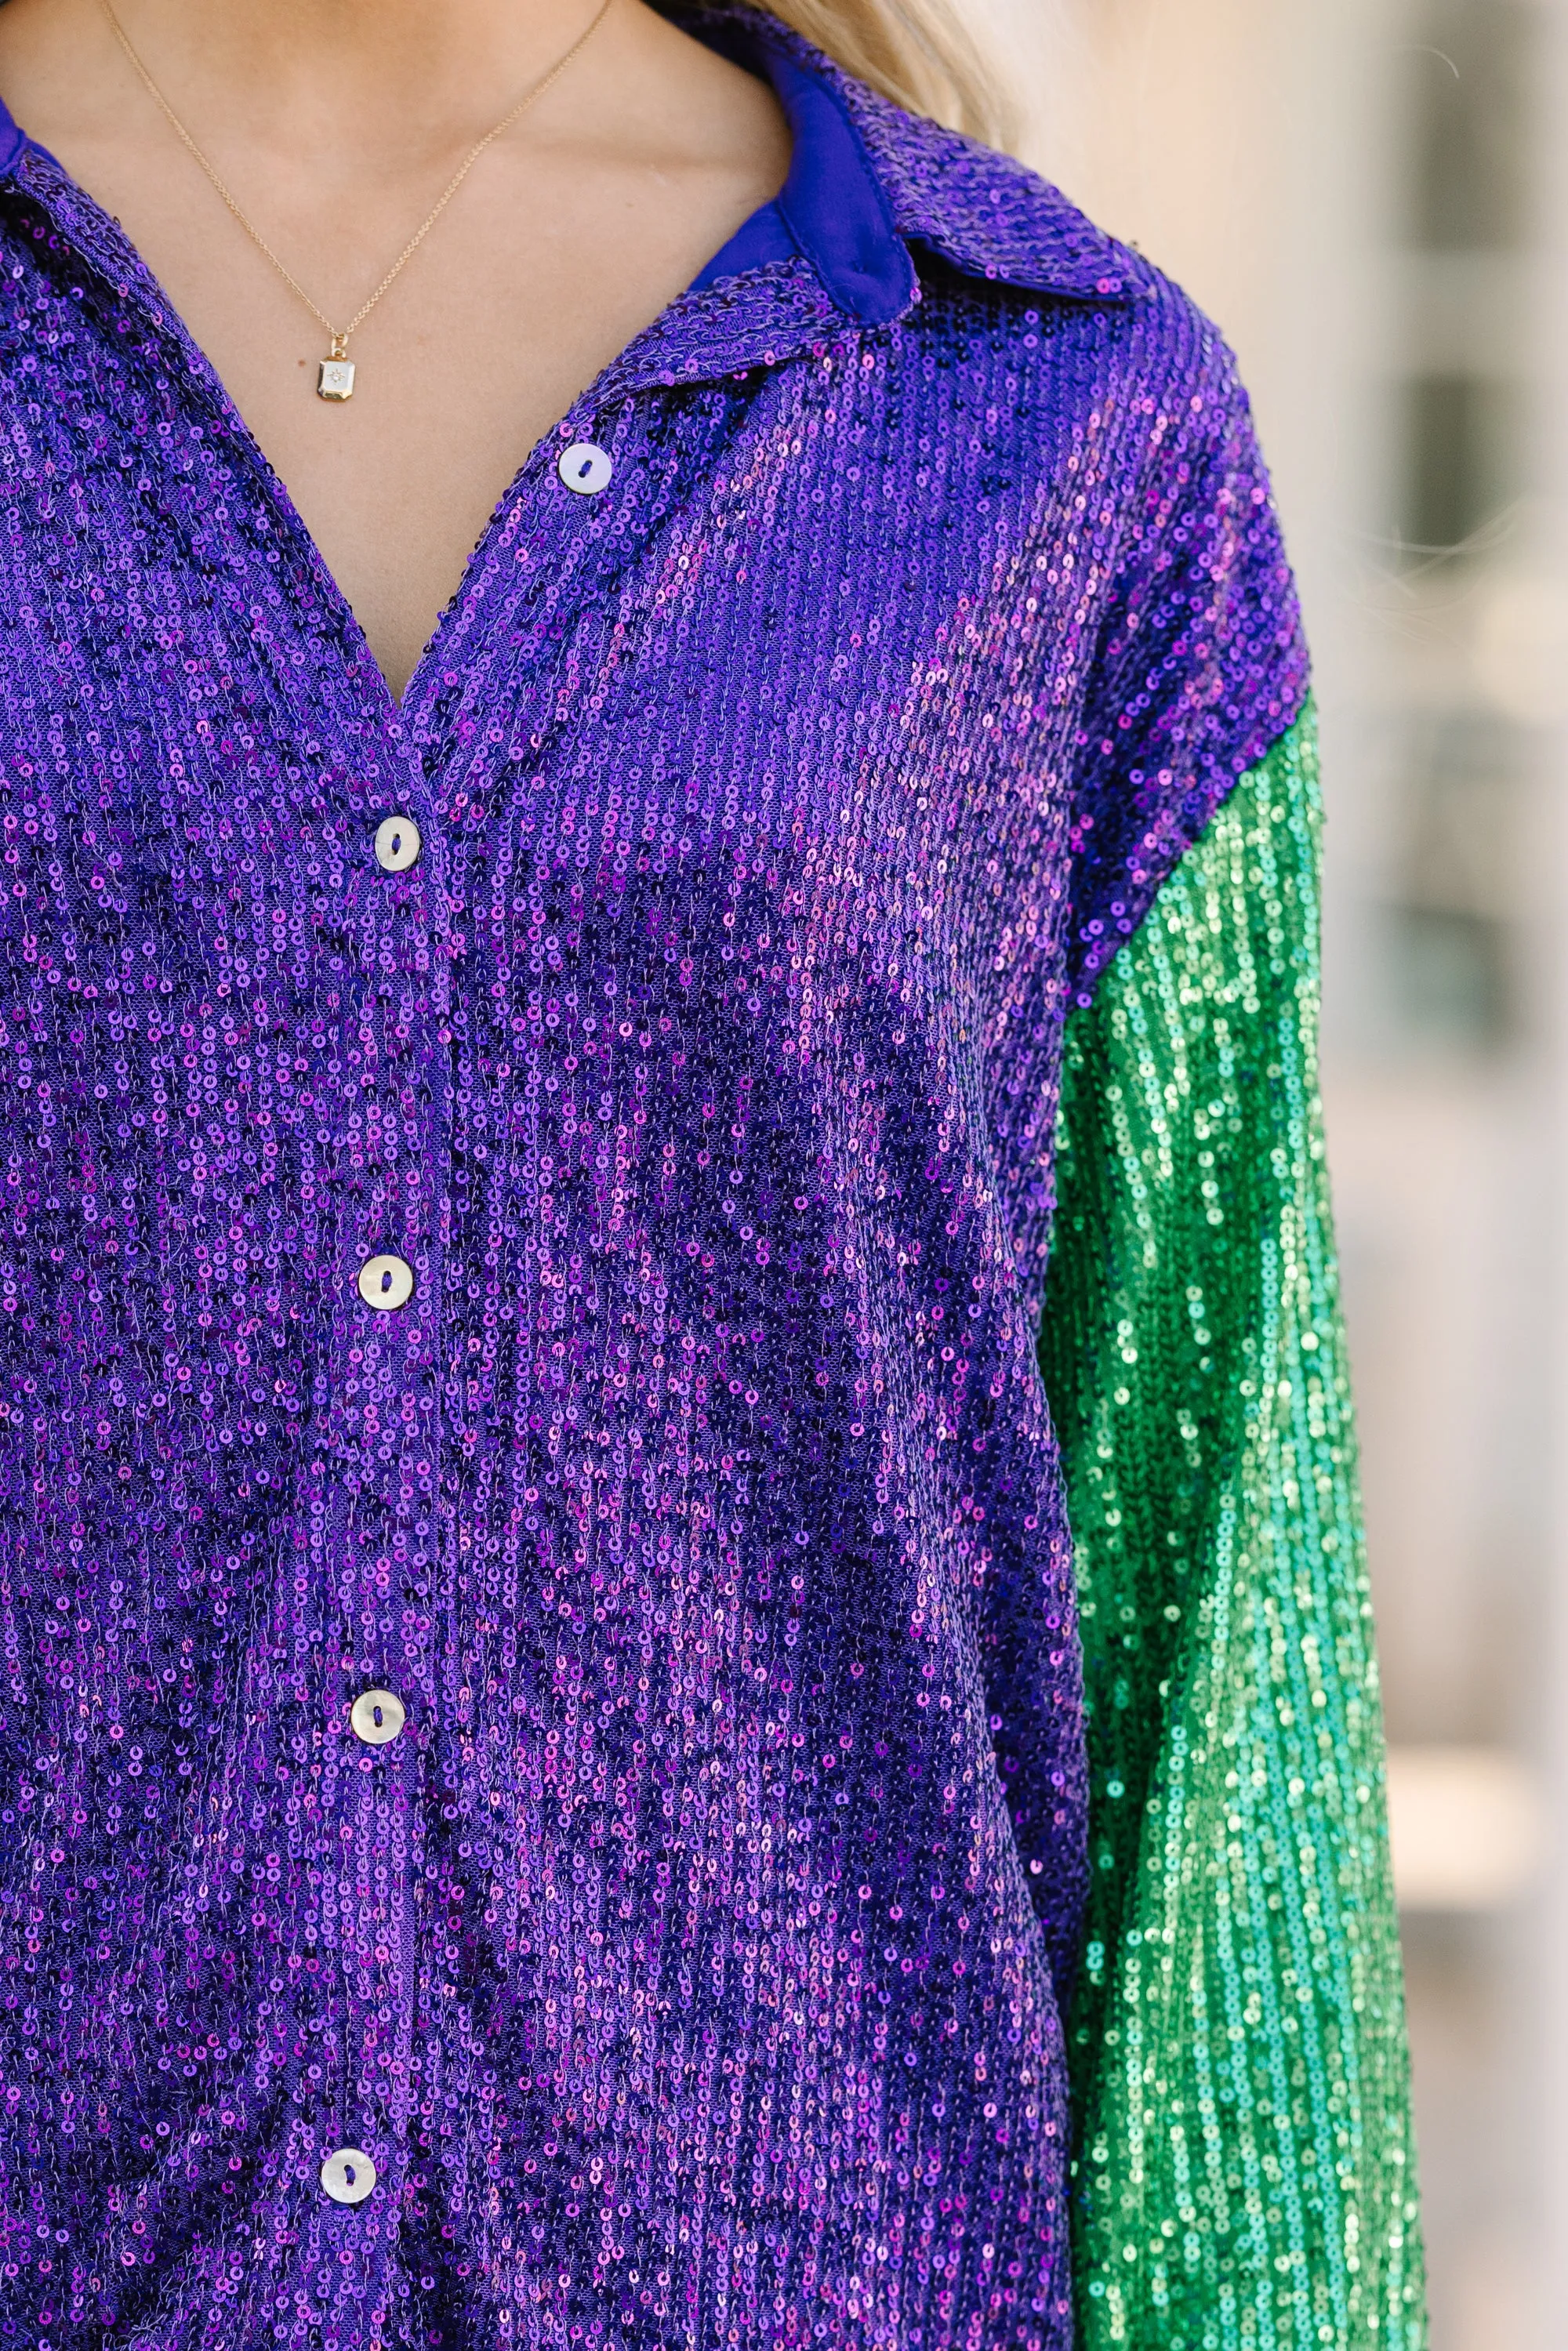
(0, 20, 1305, 2347)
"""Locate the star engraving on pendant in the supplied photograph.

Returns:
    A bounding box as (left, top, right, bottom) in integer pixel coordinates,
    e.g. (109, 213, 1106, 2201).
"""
(317, 354, 356, 401)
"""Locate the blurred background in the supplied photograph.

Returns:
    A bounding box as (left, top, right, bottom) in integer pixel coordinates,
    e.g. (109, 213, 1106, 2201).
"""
(964, 0, 1568, 2341)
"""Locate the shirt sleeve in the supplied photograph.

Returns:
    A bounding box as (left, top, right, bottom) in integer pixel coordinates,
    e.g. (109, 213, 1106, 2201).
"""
(1037, 706, 1427, 2349)
(982, 303, 1309, 1302)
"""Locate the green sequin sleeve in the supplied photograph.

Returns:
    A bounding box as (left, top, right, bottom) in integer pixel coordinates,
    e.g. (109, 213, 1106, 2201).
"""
(1039, 707, 1426, 2349)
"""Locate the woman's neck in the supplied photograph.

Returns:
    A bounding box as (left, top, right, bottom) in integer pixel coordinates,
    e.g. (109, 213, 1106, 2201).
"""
(90, 0, 615, 161)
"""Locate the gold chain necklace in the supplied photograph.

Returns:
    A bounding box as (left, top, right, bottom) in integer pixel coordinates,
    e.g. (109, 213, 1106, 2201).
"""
(95, 0, 617, 401)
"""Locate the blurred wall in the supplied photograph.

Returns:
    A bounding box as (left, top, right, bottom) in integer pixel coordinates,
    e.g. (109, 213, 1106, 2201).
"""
(962, 1, 1568, 2342)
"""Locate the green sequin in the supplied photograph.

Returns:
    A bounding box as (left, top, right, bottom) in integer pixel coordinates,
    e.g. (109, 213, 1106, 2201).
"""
(1042, 707, 1426, 2349)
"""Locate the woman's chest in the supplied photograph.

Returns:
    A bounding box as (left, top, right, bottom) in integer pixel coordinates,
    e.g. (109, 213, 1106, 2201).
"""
(0, 334, 1100, 1043)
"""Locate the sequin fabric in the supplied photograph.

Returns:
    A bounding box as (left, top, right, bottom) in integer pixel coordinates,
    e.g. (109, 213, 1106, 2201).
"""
(0, 16, 1337, 2348)
(1041, 715, 1424, 2349)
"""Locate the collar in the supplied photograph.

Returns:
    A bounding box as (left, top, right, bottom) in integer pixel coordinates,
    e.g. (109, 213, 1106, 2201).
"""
(685, 24, 916, 324)
(667, 4, 1144, 321)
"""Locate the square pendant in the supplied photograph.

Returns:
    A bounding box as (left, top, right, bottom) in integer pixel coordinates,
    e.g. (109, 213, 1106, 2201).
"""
(317, 357, 355, 402)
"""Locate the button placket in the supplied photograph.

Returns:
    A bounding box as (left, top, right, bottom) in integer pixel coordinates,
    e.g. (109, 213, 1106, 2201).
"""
(312, 769, 450, 2249)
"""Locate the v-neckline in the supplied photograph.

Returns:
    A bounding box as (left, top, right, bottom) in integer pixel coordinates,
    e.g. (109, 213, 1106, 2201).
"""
(0, 10, 961, 735)
(3, 140, 727, 732)
(0, 13, 938, 738)
(0, 146, 837, 741)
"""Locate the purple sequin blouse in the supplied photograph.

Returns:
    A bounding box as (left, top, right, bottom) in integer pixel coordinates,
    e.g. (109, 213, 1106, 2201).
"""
(0, 12, 1306, 2346)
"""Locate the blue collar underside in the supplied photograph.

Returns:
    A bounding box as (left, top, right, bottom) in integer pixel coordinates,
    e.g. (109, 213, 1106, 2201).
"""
(687, 27, 916, 324)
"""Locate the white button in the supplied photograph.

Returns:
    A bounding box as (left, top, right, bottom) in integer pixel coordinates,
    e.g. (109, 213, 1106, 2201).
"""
(350, 1687, 406, 1746)
(320, 2146, 377, 2205)
(373, 814, 421, 873)
(358, 1253, 414, 1312)
(558, 441, 613, 495)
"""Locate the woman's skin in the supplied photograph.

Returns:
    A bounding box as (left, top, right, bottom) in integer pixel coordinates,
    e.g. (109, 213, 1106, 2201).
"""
(0, 0, 789, 695)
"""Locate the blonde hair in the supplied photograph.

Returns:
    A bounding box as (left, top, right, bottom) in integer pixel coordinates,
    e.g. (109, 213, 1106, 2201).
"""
(699, 1, 1009, 147)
